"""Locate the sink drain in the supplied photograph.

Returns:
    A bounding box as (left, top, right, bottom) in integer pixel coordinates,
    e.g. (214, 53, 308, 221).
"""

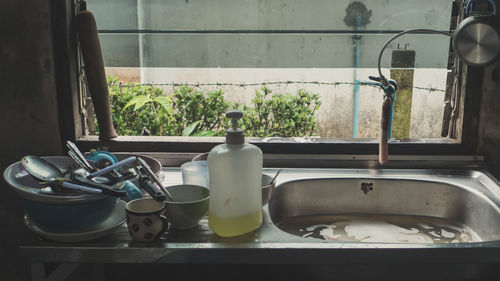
(360, 182, 374, 194)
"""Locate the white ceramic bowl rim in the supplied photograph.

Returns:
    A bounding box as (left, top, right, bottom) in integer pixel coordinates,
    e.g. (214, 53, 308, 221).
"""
(164, 184, 209, 205)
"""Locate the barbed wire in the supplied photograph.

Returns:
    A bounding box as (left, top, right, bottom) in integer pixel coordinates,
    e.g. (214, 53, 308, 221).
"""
(109, 80, 445, 93)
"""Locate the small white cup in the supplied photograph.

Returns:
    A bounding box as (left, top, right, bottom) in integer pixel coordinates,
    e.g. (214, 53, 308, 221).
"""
(126, 198, 170, 242)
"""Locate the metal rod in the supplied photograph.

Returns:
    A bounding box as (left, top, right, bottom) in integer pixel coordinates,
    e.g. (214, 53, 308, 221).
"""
(352, 16, 362, 138)
(97, 29, 452, 35)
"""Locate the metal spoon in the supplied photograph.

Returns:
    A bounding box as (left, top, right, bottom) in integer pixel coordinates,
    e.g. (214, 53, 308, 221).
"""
(21, 156, 66, 182)
(21, 156, 125, 197)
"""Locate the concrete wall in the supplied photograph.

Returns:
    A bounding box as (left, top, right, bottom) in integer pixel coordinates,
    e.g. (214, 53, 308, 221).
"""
(89, 0, 451, 138)
(88, 0, 139, 67)
(132, 67, 447, 138)
(89, 0, 452, 68)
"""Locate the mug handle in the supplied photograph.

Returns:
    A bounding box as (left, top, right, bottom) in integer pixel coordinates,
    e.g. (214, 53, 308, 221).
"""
(155, 215, 170, 240)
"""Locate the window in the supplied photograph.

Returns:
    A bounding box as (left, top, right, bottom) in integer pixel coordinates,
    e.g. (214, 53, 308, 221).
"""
(62, 0, 482, 161)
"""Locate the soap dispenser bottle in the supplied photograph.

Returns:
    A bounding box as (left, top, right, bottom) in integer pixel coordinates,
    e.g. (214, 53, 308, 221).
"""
(208, 110, 263, 237)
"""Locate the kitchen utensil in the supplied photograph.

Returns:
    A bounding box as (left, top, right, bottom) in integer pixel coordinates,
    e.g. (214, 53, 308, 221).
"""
(66, 141, 95, 172)
(21, 156, 66, 182)
(71, 175, 126, 197)
(22, 155, 125, 197)
(68, 150, 91, 173)
(91, 152, 143, 201)
(113, 153, 162, 176)
(138, 176, 167, 202)
(87, 150, 118, 167)
(95, 157, 113, 169)
(137, 158, 174, 201)
(87, 156, 137, 179)
(268, 169, 282, 185)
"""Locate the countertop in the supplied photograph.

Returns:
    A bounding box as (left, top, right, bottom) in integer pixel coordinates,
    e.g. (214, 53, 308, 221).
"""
(19, 167, 500, 265)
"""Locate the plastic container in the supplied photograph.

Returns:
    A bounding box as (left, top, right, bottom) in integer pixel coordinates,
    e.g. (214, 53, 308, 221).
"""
(208, 110, 263, 237)
(181, 161, 209, 187)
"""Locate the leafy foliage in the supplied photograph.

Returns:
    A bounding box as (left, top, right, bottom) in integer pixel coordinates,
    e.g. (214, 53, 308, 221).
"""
(104, 77, 321, 137)
(108, 77, 167, 136)
(238, 87, 321, 137)
(171, 86, 229, 136)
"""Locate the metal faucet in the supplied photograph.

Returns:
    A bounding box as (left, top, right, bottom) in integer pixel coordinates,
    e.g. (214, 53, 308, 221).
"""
(368, 76, 397, 164)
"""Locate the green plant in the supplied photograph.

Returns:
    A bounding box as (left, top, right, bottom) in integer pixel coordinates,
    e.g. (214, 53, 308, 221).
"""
(107, 77, 171, 136)
(105, 77, 321, 137)
(121, 87, 172, 136)
(238, 86, 321, 137)
(171, 86, 230, 137)
(106, 79, 231, 136)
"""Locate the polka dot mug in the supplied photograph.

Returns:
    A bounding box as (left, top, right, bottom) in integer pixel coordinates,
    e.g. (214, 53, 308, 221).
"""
(126, 198, 170, 242)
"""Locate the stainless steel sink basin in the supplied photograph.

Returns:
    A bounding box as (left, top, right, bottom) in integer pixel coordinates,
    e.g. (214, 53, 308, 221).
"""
(268, 169, 500, 243)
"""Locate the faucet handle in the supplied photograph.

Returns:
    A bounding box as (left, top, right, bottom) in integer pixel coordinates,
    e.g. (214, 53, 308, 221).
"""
(368, 76, 397, 97)
(368, 75, 383, 83)
(369, 75, 389, 86)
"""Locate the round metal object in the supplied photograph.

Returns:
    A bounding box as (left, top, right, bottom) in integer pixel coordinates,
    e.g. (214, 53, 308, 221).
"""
(453, 17, 500, 66)
(21, 156, 65, 182)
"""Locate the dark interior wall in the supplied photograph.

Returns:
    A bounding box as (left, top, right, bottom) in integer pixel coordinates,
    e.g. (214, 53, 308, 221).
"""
(477, 1, 500, 178)
(478, 62, 500, 178)
(1, 0, 63, 280)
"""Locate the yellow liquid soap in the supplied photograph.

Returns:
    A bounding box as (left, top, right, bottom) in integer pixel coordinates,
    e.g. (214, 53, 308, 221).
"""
(209, 210, 262, 237)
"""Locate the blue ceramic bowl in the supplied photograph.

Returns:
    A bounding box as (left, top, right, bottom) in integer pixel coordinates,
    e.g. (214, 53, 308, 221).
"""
(24, 196, 118, 232)
(4, 156, 119, 232)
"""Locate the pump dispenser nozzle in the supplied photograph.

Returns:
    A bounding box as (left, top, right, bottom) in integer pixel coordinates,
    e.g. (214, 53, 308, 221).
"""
(226, 110, 244, 145)
(227, 110, 243, 131)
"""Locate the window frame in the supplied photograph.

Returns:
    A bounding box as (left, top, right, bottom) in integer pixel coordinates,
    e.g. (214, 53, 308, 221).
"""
(53, 0, 484, 165)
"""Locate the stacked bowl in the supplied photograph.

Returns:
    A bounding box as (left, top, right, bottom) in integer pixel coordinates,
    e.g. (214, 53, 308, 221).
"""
(4, 156, 118, 232)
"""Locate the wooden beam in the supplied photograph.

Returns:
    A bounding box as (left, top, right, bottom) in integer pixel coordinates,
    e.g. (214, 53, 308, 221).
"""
(390, 49, 416, 139)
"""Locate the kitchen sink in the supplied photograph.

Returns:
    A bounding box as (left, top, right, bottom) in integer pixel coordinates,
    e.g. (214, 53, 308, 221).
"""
(21, 167, 500, 281)
(267, 169, 500, 243)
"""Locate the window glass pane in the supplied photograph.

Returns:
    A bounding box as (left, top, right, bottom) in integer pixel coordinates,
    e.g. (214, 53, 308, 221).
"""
(86, 0, 453, 139)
